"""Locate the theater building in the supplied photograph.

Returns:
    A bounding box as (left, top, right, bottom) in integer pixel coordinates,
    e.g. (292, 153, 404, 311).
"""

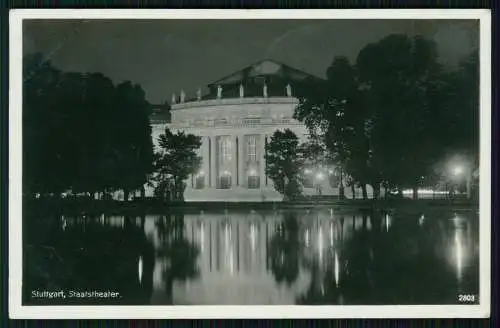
(149, 60, 373, 202)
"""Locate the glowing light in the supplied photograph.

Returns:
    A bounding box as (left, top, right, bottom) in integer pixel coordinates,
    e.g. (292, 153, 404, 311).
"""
(328, 169, 334, 174)
(419, 214, 425, 226)
(455, 231, 463, 282)
(316, 172, 325, 180)
(402, 189, 448, 195)
(248, 169, 257, 176)
(305, 229, 310, 247)
(334, 251, 340, 287)
(385, 214, 391, 232)
(330, 224, 334, 247)
(197, 170, 205, 176)
(61, 216, 66, 231)
(138, 256, 143, 283)
(318, 226, 324, 264)
(250, 224, 257, 252)
(304, 169, 312, 174)
(453, 166, 464, 176)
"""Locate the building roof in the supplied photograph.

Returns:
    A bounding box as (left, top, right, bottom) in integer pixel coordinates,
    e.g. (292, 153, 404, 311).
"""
(207, 59, 324, 87)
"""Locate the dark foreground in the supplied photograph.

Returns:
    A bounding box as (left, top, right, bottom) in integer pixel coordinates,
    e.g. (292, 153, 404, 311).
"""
(22, 205, 480, 306)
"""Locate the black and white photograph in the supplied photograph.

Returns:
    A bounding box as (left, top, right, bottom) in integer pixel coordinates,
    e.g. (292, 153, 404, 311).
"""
(9, 9, 491, 319)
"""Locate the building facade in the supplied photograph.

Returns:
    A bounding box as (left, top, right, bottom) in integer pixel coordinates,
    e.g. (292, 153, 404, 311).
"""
(149, 60, 374, 201)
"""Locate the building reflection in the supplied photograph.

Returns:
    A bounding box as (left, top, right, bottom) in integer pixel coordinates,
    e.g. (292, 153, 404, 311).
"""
(39, 208, 479, 306)
(143, 209, 377, 305)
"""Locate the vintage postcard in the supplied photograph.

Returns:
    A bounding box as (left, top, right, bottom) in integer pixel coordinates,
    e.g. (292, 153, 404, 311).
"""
(9, 9, 491, 319)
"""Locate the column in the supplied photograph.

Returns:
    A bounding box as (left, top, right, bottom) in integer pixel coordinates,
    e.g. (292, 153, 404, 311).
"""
(210, 136, 217, 188)
(238, 134, 245, 188)
(259, 134, 266, 188)
(202, 136, 210, 187)
(232, 135, 238, 188)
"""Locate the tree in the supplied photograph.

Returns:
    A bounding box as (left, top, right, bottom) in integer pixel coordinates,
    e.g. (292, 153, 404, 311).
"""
(113, 81, 154, 201)
(155, 214, 200, 303)
(264, 129, 304, 201)
(23, 54, 74, 196)
(356, 34, 445, 199)
(154, 128, 202, 201)
(294, 56, 373, 199)
(268, 213, 302, 286)
(23, 53, 155, 200)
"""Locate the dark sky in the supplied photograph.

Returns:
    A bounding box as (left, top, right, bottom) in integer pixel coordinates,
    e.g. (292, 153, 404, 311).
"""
(23, 19, 478, 104)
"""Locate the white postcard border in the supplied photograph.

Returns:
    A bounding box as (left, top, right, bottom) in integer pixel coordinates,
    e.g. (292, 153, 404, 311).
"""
(9, 9, 492, 319)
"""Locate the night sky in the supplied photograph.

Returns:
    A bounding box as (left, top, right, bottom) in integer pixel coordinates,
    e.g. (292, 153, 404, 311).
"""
(23, 19, 478, 104)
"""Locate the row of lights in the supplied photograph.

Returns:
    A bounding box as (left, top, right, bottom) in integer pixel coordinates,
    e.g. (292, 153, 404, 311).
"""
(303, 167, 335, 181)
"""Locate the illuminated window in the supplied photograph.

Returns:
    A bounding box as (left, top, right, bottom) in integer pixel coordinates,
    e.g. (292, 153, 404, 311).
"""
(248, 176, 260, 189)
(219, 137, 232, 165)
(247, 136, 257, 162)
(195, 175, 205, 189)
(219, 172, 232, 189)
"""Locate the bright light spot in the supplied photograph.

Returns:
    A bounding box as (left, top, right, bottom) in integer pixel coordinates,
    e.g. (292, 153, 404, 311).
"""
(318, 226, 324, 264)
(304, 169, 312, 174)
(316, 172, 324, 180)
(385, 214, 391, 232)
(328, 169, 334, 174)
(138, 256, 143, 283)
(197, 170, 205, 176)
(453, 166, 464, 176)
(455, 231, 463, 282)
(305, 229, 310, 247)
(330, 224, 334, 247)
(419, 214, 425, 226)
(334, 251, 340, 287)
(250, 224, 257, 252)
(402, 189, 448, 195)
(248, 169, 257, 176)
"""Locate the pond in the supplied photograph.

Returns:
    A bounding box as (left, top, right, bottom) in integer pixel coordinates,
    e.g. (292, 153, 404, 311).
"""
(22, 208, 480, 305)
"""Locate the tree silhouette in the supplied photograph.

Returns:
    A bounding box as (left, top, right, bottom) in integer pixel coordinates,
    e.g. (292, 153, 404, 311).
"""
(155, 214, 200, 303)
(23, 53, 154, 200)
(268, 213, 302, 286)
(264, 129, 304, 200)
(293, 35, 478, 199)
(154, 128, 202, 201)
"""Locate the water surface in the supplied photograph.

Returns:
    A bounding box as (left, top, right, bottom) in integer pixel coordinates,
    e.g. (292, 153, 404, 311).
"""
(23, 208, 480, 305)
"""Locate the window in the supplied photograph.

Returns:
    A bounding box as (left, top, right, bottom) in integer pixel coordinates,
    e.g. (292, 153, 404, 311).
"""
(194, 176, 205, 189)
(219, 175, 232, 189)
(247, 136, 257, 162)
(215, 118, 228, 126)
(219, 137, 232, 165)
(248, 176, 260, 189)
(244, 118, 261, 125)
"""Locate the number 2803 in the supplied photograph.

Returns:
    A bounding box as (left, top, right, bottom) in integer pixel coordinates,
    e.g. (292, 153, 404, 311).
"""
(458, 294, 477, 302)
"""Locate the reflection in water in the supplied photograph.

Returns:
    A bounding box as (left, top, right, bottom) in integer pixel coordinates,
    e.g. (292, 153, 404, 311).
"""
(23, 208, 479, 305)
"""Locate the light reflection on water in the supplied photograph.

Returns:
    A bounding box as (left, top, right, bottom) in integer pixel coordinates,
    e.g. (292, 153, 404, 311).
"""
(23, 209, 479, 305)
